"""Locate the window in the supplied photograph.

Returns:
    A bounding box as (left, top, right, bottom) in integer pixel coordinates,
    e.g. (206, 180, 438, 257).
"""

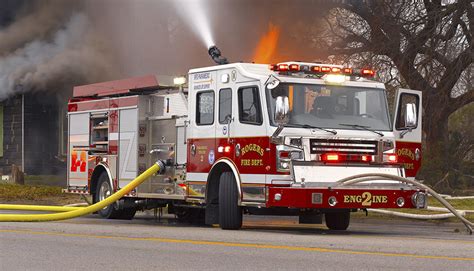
(90, 113, 109, 152)
(219, 88, 232, 124)
(238, 86, 262, 125)
(266, 83, 391, 130)
(395, 93, 419, 130)
(196, 91, 214, 125)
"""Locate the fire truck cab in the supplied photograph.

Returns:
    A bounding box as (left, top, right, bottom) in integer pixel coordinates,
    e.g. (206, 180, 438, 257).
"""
(67, 61, 425, 230)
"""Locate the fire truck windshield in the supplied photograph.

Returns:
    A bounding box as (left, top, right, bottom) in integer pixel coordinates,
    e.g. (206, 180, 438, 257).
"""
(266, 83, 391, 131)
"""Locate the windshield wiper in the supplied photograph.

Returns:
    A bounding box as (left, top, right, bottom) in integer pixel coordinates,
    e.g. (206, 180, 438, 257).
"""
(338, 123, 384, 137)
(285, 123, 337, 135)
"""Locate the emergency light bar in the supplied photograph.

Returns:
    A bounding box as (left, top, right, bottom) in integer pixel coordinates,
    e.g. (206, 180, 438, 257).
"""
(320, 153, 398, 164)
(270, 62, 375, 78)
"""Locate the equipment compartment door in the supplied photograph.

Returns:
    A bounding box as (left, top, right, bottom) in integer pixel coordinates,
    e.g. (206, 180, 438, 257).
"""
(68, 113, 90, 187)
(393, 88, 423, 178)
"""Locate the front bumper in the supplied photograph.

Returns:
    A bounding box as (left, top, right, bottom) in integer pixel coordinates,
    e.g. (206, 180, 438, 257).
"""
(267, 186, 426, 209)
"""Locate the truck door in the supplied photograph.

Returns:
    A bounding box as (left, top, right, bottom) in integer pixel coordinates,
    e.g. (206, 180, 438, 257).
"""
(232, 81, 269, 202)
(393, 88, 423, 178)
(187, 71, 217, 182)
(215, 70, 235, 163)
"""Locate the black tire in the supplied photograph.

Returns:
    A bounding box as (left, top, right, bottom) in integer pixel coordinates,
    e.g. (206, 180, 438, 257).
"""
(218, 172, 243, 230)
(95, 172, 136, 220)
(325, 211, 350, 230)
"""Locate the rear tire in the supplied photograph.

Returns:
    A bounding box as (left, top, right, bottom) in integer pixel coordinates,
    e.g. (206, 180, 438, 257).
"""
(325, 211, 350, 230)
(95, 172, 136, 220)
(218, 172, 242, 230)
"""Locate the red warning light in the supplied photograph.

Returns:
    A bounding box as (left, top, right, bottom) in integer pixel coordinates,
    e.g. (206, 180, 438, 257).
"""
(342, 68, 352, 74)
(321, 66, 331, 73)
(361, 69, 375, 77)
(311, 66, 321, 73)
(278, 64, 289, 71)
(289, 64, 300, 71)
(322, 153, 340, 162)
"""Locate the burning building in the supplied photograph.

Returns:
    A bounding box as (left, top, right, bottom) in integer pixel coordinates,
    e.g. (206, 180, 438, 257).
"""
(0, 1, 116, 184)
(0, 93, 68, 180)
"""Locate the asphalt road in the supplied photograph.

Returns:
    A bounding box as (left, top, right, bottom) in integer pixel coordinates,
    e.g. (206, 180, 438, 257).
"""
(1, 212, 473, 271)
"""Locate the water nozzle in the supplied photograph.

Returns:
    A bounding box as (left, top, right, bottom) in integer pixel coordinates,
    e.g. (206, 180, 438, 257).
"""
(208, 45, 228, 65)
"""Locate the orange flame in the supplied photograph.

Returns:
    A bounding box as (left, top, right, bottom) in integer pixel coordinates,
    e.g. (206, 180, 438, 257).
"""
(252, 23, 280, 64)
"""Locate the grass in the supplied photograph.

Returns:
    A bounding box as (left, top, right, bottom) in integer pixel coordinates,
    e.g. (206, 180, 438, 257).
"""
(0, 183, 63, 201)
(0, 183, 83, 205)
(428, 197, 474, 210)
(24, 175, 65, 186)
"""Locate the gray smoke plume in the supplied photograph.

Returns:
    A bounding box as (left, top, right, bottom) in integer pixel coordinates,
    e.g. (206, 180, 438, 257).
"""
(0, 1, 77, 56)
(0, 0, 331, 101)
(0, 0, 119, 101)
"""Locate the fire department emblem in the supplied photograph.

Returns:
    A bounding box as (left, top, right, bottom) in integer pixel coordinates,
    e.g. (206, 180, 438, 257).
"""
(208, 150, 215, 164)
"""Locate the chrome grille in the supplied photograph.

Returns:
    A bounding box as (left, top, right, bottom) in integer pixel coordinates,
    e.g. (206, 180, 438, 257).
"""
(310, 139, 378, 154)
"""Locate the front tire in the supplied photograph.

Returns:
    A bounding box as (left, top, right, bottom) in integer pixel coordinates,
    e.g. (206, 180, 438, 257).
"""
(325, 211, 350, 230)
(218, 172, 242, 230)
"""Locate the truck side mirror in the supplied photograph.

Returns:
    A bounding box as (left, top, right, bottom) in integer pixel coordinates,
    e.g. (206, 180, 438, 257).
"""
(275, 96, 289, 126)
(404, 103, 417, 128)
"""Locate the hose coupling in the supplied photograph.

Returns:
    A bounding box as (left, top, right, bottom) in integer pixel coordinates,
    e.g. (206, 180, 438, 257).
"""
(155, 160, 166, 175)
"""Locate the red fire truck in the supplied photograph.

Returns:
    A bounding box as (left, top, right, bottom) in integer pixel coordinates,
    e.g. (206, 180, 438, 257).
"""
(67, 54, 425, 230)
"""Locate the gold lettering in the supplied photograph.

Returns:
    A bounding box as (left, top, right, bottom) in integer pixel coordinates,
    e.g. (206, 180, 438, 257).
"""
(397, 148, 415, 160)
(361, 192, 372, 206)
(241, 159, 250, 166)
(240, 144, 265, 157)
(343, 192, 385, 205)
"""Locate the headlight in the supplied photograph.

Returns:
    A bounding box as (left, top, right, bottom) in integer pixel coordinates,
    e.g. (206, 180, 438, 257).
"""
(289, 137, 302, 148)
(276, 145, 304, 172)
(383, 140, 394, 152)
(411, 192, 427, 209)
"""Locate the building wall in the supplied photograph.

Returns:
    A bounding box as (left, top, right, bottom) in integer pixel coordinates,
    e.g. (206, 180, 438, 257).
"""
(24, 93, 65, 176)
(0, 95, 23, 175)
(0, 93, 67, 183)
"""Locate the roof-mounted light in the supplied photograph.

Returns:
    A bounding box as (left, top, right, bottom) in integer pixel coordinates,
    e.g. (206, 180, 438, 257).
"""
(331, 67, 341, 73)
(361, 69, 375, 77)
(278, 64, 289, 71)
(173, 76, 186, 85)
(311, 66, 321, 73)
(289, 64, 299, 71)
(342, 68, 352, 75)
(321, 66, 331, 73)
(269, 62, 376, 78)
(324, 74, 346, 84)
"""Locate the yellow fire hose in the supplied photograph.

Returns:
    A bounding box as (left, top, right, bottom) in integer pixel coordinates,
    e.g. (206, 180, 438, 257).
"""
(0, 205, 83, 212)
(0, 161, 164, 222)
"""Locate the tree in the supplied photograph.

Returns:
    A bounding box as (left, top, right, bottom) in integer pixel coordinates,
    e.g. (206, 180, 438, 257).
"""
(319, 0, 473, 184)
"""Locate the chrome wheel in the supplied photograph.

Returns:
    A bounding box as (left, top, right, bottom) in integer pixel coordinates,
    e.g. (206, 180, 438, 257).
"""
(98, 180, 112, 204)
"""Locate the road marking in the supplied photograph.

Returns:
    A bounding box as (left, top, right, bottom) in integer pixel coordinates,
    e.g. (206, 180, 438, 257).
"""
(243, 222, 474, 245)
(1, 229, 473, 261)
